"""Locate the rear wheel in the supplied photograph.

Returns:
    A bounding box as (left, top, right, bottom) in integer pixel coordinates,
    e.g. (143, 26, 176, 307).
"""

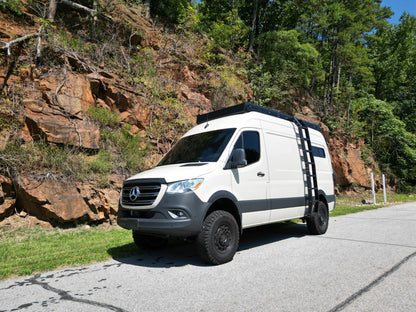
(306, 201, 329, 235)
(197, 210, 239, 265)
(132, 231, 168, 249)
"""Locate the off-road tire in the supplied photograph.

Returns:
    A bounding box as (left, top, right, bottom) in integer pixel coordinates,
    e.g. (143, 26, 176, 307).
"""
(306, 201, 329, 235)
(197, 210, 240, 265)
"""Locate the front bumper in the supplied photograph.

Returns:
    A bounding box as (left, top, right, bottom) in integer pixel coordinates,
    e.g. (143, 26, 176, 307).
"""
(117, 191, 209, 237)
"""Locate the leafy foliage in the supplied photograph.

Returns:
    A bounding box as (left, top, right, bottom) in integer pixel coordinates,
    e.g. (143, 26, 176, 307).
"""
(86, 107, 151, 184)
(86, 107, 120, 129)
(369, 14, 416, 133)
(249, 64, 288, 108)
(257, 30, 322, 90)
(351, 95, 416, 186)
(149, 0, 192, 23)
(0, 0, 22, 15)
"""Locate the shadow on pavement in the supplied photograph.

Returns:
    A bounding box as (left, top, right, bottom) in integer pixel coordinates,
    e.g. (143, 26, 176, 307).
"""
(107, 221, 308, 268)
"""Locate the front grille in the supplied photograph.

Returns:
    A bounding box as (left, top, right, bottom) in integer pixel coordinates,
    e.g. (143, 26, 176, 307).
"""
(121, 182, 161, 207)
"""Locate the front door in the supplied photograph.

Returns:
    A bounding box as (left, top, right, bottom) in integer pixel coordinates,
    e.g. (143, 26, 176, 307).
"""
(228, 130, 269, 228)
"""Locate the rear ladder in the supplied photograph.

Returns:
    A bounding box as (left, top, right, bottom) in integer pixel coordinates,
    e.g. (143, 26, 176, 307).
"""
(294, 118, 319, 216)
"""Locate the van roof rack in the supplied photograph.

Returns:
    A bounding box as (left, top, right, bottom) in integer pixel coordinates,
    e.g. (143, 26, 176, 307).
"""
(196, 102, 320, 131)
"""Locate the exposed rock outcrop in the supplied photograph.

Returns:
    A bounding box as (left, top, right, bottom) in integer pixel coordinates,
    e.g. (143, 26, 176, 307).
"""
(24, 105, 101, 149)
(328, 136, 379, 189)
(19, 71, 100, 149)
(16, 177, 98, 224)
(77, 183, 119, 225)
(0, 175, 15, 219)
(14, 177, 120, 225)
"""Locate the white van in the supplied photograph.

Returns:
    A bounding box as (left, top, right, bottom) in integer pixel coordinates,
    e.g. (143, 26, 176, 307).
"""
(118, 103, 335, 264)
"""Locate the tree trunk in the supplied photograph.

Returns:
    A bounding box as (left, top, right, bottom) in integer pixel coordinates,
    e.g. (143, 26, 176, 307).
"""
(48, 0, 57, 20)
(248, 0, 259, 53)
(346, 70, 353, 126)
(145, 0, 150, 19)
(1, 33, 38, 56)
(336, 60, 342, 91)
(323, 52, 334, 114)
(61, 0, 96, 15)
(309, 55, 321, 95)
(329, 42, 338, 109)
(230, 0, 237, 50)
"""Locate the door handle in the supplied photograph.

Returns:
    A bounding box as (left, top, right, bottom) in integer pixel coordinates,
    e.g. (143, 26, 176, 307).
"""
(257, 172, 265, 177)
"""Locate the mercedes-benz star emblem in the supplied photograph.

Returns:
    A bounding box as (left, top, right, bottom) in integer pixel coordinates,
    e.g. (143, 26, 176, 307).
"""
(129, 186, 141, 201)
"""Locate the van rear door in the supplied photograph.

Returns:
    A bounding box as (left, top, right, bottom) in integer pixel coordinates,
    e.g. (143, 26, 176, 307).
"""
(262, 121, 306, 221)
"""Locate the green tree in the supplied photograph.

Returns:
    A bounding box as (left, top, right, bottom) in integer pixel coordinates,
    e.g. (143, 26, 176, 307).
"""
(149, 0, 193, 23)
(297, 0, 391, 113)
(352, 95, 416, 186)
(257, 30, 322, 89)
(198, 0, 249, 50)
(369, 13, 416, 133)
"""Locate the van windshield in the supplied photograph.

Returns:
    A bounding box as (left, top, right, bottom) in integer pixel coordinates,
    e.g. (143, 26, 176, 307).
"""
(158, 128, 236, 166)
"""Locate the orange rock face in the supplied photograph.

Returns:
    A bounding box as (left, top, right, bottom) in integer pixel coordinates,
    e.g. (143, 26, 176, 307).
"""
(328, 136, 377, 189)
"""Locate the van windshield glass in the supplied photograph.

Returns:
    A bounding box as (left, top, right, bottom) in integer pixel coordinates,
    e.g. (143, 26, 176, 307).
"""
(158, 128, 236, 166)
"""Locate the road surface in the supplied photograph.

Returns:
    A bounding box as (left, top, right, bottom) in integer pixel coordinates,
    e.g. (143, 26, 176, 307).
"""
(1, 202, 415, 312)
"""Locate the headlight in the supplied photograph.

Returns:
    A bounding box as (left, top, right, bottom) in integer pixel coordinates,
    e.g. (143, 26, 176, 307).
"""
(166, 178, 204, 194)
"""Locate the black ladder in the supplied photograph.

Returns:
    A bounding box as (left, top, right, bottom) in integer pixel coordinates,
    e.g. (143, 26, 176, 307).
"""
(294, 118, 319, 216)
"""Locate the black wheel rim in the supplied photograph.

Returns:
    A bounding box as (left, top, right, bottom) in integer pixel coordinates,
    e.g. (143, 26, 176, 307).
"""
(318, 205, 328, 226)
(214, 223, 232, 251)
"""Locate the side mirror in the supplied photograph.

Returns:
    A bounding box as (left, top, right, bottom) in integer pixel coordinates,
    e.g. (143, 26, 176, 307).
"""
(225, 148, 247, 169)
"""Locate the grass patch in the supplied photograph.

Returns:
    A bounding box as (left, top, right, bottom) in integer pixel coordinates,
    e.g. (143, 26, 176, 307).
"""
(0, 226, 138, 280)
(330, 204, 385, 217)
(331, 192, 416, 217)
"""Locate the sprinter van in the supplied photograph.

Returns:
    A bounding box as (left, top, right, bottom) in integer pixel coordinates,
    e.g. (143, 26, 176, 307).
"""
(118, 102, 335, 264)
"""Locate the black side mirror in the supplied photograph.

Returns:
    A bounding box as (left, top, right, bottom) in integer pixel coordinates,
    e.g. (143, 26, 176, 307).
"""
(225, 148, 247, 169)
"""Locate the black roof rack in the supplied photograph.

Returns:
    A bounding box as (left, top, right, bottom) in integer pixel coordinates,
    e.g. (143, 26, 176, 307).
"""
(196, 102, 320, 131)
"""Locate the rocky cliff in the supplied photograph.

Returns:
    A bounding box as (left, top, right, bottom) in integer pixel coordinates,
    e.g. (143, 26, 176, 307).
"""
(0, 1, 382, 228)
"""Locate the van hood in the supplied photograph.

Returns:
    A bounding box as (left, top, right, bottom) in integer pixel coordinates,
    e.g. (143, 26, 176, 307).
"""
(126, 162, 218, 184)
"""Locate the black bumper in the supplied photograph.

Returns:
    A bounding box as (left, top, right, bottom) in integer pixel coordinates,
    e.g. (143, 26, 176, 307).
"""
(117, 191, 209, 237)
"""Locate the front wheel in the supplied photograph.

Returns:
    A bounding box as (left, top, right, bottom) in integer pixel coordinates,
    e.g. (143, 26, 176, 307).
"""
(306, 201, 329, 235)
(197, 210, 239, 265)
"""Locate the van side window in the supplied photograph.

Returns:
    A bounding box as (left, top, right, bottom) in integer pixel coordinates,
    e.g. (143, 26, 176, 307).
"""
(312, 146, 326, 158)
(233, 131, 260, 165)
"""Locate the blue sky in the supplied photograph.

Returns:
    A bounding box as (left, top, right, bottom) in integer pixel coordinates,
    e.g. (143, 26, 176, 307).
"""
(381, 0, 416, 24)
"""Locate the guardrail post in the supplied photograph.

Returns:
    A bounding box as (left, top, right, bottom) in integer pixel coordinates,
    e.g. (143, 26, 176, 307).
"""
(371, 172, 376, 205)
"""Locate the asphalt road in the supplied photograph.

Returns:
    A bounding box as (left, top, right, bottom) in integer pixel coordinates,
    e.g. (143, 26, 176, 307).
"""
(1, 202, 415, 312)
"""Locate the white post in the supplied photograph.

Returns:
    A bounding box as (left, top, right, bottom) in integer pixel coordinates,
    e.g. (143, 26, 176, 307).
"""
(371, 172, 376, 205)
(382, 174, 387, 204)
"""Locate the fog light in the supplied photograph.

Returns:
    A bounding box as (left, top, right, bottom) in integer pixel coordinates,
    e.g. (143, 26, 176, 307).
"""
(168, 210, 187, 219)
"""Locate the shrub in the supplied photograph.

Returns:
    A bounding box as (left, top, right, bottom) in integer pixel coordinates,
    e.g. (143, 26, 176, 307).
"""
(86, 107, 120, 128)
(0, 141, 84, 179)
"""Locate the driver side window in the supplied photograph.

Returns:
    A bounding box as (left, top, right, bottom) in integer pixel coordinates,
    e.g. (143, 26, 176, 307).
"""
(233, 131, 260, 165)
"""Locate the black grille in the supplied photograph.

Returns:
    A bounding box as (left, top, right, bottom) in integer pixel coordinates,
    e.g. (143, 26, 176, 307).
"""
(121, 182, 161, 207)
